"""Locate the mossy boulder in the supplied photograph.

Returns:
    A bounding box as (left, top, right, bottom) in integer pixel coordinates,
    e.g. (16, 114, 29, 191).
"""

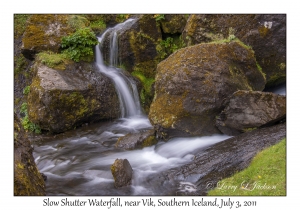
(115, 129, 157, 150)
(14, 113, 45, 195)
(27, 61, 120, 133)
(182, 14, 286, 87)
(149, 40, 266, 140)
(159, 14, 189, 34)
(216, 90, 286, 135)
(111, 159, 133, 188)
(21, 14, 89, 60)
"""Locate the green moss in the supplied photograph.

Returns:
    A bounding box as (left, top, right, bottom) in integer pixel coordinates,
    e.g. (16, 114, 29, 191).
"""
(116, 14, 130, 23)
(208, 138, 286, 196)
(14, 14, 31, 38)
(242, 127, 257, 133)
(266, 72, 286, 88)
(90, 19, 106, 34)
(36, 51, 71, 70)
(67, 15, 90, 31)
(14, 54, 29, 76)
(142, 136, 158, 148)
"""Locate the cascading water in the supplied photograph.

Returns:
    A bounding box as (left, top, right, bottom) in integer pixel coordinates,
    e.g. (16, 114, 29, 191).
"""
(95, 18, 141, 118)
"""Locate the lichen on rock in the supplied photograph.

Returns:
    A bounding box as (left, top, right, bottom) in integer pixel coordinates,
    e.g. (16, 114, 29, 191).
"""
(149, 40, 266, 140)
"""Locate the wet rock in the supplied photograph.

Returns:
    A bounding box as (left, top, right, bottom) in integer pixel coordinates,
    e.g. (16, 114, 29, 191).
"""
(27, 61, 120, 133)
(216, 90, 286, 135)
(14, 113, 45, 195)
(102, 14, 162, 78)
(182, 14, 286, 87)
(149, 40, 266, 140)
(21, 14, 89, 60)
(111, 159, 133, 188)
(150, 123, 286, 195)
(115, 129, 157, 150)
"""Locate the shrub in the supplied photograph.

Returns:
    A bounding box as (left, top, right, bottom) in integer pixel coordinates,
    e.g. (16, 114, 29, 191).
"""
(61, 28, 99, 62)
(20, 102, 41, 134)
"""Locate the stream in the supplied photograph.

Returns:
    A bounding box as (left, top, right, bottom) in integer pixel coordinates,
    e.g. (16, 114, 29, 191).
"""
(31, 19, 286, 196)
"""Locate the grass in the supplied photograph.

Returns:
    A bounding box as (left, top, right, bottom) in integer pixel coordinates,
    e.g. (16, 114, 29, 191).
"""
(36, 51, 70, 70)
(208, 138, 286, 196)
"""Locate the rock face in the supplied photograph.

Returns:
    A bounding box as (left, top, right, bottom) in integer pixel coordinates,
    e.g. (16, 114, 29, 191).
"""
(216, 90, 286, 135)
(115, 129, 157, 150)
(149, 123, 286, 195)
(14, 113, 45, 195)
(111, 159, 133, 188)
(27, 61, 120, 133)
(102, 14, 162, 78)
(21, 14, 88, 60)
(159, 15, 189, 34)
(182, 14, 286, 87)
(149, 40, 266, 140)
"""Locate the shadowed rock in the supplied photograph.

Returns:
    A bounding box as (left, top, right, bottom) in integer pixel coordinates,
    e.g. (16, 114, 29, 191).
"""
(216, 90, 286, 135)
(111, 159, 133, 188)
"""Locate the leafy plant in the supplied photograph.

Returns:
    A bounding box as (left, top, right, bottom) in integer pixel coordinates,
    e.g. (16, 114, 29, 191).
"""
(154, 14, 165, 21)
(157, 36, 186, 60)
(23, 86, 30, 95)
(61, 28, 99, 62)
(19, 102, 41, 134)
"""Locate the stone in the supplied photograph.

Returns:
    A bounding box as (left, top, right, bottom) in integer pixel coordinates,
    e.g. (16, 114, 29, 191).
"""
(111, 159, 133, 188)
(115, 129, 157, 150)
(14, 113, 45, 195)
(216, 90, 286, 135)
(149, 40, 266, 140)
(182, 14, 286, 87)
(27, 61, 120, 133)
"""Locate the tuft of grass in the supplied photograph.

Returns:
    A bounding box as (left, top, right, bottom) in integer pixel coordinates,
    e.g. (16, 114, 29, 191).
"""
(36, 51, 70, 70)
(208, 138, 286, 196)
(90, 19, 106, 34)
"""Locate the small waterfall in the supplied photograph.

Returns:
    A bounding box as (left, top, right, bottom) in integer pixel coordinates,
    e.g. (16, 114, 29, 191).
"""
(95, 19, 142, 118)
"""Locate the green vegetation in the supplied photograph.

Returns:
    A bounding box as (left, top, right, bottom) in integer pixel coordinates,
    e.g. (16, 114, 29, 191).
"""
(23, 86, 30, 95)
(116, 14, 130, 23)
(208, 138, 286, 196)
(68, 15, 89, 31)
(157, 36, 186, 60)
(131, 71, 155, 106)
(14, 54, 29, 76)
(14, 14, 31, 38)
(61, 27, 99, 62)
(36, 51, 70, 70)
(90, 19, 106, 34)
(20, 102, 41, 134)
(154, 14, 165, 21)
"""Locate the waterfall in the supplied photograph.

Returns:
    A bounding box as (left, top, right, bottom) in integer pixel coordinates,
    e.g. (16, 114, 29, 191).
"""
(95, 19, 142, 118)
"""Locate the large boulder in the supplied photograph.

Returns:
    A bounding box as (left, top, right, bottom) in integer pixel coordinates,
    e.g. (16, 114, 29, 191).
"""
(111, 159, 133, 188)
(149, 40, 266, 140)
(216, 90, 286, 135)
(27, 61, 120, 133)
(21, 14, 89, 60)
(14, 113, 45, 195)
(115, 129, 157, 150)
(182, 14, 286, 87)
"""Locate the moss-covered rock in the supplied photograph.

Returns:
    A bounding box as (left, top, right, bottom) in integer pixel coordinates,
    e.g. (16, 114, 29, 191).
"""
(27, 61, 120, 133)
(14, 113, 45, 195)
(149, 40, 266, 140)
(182, 14, 286, 87)
(115, 129, 157, 150)
(159, 14, 189, 34)
(21, 14, 89, 60)
(111, 159, 133, 188)
(216, 90, 286, 135)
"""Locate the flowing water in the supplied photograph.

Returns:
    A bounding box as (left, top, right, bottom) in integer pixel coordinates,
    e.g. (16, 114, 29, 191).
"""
(31, 19, 286, 196)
